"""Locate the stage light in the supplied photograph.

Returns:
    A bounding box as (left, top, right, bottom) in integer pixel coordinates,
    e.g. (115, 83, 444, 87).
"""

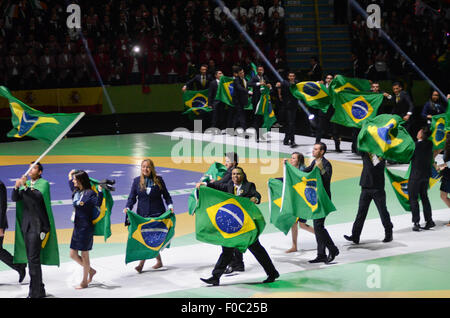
(133, 46, 140, 53)
(308, 114, 315, 120)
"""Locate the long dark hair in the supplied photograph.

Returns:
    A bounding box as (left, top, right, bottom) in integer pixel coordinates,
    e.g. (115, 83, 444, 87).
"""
(73, 170, 91, 191)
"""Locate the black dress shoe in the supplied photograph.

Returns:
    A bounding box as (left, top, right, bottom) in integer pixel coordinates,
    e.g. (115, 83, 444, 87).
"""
(382, 232, 393, 243)
(412, 223, 421, 231)
(343, 234, 359, 244)
(283, 140, 289, 145)
(308, 255, 328, 263)
(262, 271, 280, 283)
(422, 221, 436, 230)
(200, 276, 219, 286)
(326, 247, 340, 263)
(18, 264, 26, 283)
(289, 141, 298, 148)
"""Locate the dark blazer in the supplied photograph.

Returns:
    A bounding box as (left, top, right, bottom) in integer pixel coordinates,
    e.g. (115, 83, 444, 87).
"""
(207, 179, 262, 203)
(303, 157, 332, 199)
(210, 166, 234, 186)
(409, 140, 433, 181)
(392, 90, 414, 117)
(232, 76, 249, 108)
(185, 73, 212, 91)
(0, 180, 7, 229)
(359, 152, 385, 189)
(279, 79, 298, 109)
(69, 181, 103, 229)
(125, 176, 173, 220)
(248, 74, 270, 106)
(309, 63, 322, 81)
(11, 185, 50, 234)
(208, 79, 220, 106)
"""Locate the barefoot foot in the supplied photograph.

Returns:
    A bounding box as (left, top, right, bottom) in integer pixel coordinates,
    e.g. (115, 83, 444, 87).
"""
(88, 268, 96, 283)
(135, 265, 143, 273)
(75, 282, 88, 289)
(285, 247, 297, 253)
(152, 262, 163, 269)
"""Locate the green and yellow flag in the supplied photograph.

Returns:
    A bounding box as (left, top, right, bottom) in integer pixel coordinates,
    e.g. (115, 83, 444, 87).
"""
(188, 162, 228, 215)
(268, 178, 297, 234)
(215, 76, 234, 106)
(195, 186, 265, 252)
(290, 81, 330, 113)
(1, 86, 83, 144)
(13, 178, 59, 266)
(329, 75, 371, 106)
(280, 163, 336, 221)
(125, 209, 176, 264)
(357, 114, 415, 163)
(182, 89, 211, 119)
(90, 178, 114, 241)
(255, 86, 277, 129)
(385, 167, 411, 211)
(429, 113, 448, 150)
(331, 90, 384, 128)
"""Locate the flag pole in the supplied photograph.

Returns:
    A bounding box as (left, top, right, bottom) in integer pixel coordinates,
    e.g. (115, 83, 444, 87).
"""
(23, 112, 85, 176)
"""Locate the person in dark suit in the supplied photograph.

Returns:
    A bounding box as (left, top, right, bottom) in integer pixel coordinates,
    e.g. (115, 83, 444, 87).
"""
(197, 167, 279, 285)
(421, 90, 446, 126)
(276, 71, 299, 147)
(386, 82, 414, 135)
(68, 170, 103, 289)
(182, 64, 212, 91)
(307, 56, 322, 81)
(0, 179, 26, 282)
(303, 143, 339, 263)
(11, 162, 50, 298)
(123, 159, 173, 273)
(249, 65, 272, 142)
(320, 73, 342, 152)
(409, 127, 434, 231)
(208, 70, 226, 131)
(344, 152, 393, 244)
(232, 66, 251, 132)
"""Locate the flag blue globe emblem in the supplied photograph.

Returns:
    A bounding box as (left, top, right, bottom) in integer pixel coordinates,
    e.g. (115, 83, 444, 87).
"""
(351, 100, 369, 120)
(304, 180, 318, 206)
(377, 123, 395, 145)
(400, 182, 408, 195)
(215, 203, 244, 234)
(303, 82, 321, 96)
(192, 95, 207, 108)
(140, 221, 169, 248)
(228, 83, 234, 96)
(435, 123, 445, 142)
(18, 112, 39, 136)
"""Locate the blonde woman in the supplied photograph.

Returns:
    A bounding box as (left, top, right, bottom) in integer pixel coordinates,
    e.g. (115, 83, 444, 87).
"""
(123, 159, 173, 273)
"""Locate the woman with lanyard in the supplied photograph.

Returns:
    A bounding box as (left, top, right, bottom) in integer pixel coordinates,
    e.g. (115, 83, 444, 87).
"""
(68, 169, 103, 289)
(123, 159, 173, 273)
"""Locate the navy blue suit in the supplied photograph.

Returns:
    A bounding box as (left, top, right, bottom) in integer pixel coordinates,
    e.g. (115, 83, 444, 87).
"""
(69, 181, 103, 251)
(125, 176, 173, 225)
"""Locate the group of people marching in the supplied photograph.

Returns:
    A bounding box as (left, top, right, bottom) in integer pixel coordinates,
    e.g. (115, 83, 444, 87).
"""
(0, 129, 449, 295)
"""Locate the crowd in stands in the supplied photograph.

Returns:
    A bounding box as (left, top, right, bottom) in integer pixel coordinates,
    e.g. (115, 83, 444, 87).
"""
(0, 0, 287, 90)
(350, 0, 450, 92)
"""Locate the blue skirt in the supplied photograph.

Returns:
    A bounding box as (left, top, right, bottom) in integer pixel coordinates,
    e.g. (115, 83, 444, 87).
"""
(70, 225, 94, 251)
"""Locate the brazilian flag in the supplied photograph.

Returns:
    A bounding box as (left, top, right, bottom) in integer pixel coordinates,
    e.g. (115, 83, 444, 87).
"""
(255, 86, 277, 129)
(188, 162, 228, 215)
(385, 167, 411, 211)
(290, 81, 330, 113)
(280, 163, 336, 221)
(13, 178, 60, 266)
(268, 178, 297, 234)
(215, 75, 235, 106)
(90, 178, 113, 241)
(1, 86, 83, 144)
(429, 113, 448, 150)
(329, 75, 371, 106)
(125, 209, 176, 264)
(182, 89, 211, 119)
(195, 186, 265, 252)
(357, 114, 415, 163)
(429, 164, 442, 189)
(331, 90, 384, 128)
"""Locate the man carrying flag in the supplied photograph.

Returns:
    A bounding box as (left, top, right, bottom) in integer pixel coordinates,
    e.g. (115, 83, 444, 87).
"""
(249, 65, 272, 142)
(343, 151, 393, 244)
(302, 143, 339, 263)
(12, 162, 59, 298)
(196, 167, 279, 285)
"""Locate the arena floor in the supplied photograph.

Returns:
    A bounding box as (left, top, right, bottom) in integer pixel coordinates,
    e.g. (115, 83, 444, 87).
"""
(0, 130, 449, 298)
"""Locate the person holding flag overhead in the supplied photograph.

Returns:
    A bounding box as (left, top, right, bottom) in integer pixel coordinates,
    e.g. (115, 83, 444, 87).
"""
(68, 170, 103, 289)
(343, 151, 393, 244)
(0, 179, 26, 282)
(196, 167, 279, 285)
(12, 162, 59, 298)
(409, 127, 434, 231)
(302, 143, 339, 263)
(123, 159, 173, 273)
